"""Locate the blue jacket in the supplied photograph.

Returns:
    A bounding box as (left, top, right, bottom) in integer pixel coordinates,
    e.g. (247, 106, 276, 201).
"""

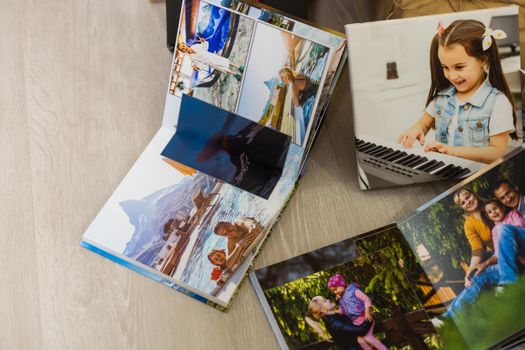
(433, 78, 501, 147)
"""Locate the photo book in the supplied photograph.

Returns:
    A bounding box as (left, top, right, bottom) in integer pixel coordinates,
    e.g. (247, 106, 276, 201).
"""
(80, 0, 347, 310)
(345, 6, 524, 190)
(251, 143, 525, 349)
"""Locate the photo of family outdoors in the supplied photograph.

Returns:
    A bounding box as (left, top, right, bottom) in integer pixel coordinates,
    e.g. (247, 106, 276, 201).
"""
(346, 6, 523, 189)
(253, 224, 443, 350)
(252, 146, 525, 349)
(259, 248, 441, 350)
(399, 146, 525, 349)
(167, 0, 330, 146)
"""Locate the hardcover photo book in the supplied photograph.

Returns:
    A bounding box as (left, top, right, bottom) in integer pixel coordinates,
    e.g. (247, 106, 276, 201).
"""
(345, 6, 523, 190)
(80, 0, 347, 310)
(251, 144, 525, 349)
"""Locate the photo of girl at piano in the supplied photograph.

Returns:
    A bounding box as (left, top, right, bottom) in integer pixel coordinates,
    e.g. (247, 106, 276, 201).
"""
(398, 19, 518, 164)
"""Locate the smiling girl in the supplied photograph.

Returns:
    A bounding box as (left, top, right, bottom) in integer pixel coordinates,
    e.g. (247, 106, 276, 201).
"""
(481, 199, 525, 282)
(398, 20, 518, 163)
(484, 199, 525, 257)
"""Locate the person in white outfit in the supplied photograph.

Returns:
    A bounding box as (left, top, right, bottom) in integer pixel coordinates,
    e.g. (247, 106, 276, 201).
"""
(177, 38, 244, 80)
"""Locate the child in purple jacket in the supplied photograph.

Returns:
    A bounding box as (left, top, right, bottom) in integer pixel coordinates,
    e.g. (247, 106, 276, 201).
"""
(328, 274, 387, 350)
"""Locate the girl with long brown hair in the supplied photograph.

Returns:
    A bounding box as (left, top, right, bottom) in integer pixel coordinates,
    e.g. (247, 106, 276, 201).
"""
(398, 19, 517, 164)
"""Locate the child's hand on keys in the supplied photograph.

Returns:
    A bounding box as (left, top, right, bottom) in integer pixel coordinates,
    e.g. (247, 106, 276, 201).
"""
(398, 126, 425, 148)
(424, 140, 453, 155)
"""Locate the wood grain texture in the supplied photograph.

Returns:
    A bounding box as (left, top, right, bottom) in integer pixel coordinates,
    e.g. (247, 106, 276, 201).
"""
(1, 1, 452, 349)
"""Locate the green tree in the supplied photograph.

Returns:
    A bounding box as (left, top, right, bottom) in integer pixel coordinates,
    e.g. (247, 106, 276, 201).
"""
(264, 249, 425, 348)
(397, 155, 524, 282)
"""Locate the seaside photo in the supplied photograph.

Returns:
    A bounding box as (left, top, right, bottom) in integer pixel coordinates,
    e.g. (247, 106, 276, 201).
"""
(168, 0, 254, 112)
(346, 6, 523, 189)
(236, 22, 329, 145)
(398, 146, 525, 348)
(82, 127, 304, 305)
(176, 141, 303, 299)
(261, 249, 439, 349)
(303, 39, 347, 156)
(161, 96, 291, 199)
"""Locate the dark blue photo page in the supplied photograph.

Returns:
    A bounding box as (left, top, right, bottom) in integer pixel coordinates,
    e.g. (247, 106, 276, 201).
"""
(162, 95, 291, 199)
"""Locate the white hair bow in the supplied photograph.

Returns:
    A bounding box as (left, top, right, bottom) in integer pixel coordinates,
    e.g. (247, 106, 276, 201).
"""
(482, 27, 507, 51)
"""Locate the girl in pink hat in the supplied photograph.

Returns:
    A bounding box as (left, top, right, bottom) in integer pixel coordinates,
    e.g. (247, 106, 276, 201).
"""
(328, 274, 387, 350)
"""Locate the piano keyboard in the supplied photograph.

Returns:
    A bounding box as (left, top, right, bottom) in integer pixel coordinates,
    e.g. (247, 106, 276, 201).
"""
(355, 136, 485, 189)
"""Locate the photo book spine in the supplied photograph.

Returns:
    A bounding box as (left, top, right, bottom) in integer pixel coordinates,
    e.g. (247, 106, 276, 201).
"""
(249, 273, 289, 350)
(80, 240, 227, 311)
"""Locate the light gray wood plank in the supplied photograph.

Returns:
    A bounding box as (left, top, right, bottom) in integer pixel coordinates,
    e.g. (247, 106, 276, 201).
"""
(0, 1, 44, 349)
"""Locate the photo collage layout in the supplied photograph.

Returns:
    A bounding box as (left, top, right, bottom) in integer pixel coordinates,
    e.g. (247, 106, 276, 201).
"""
(164, 0, 346, 147)
(82, 0, 347, 310)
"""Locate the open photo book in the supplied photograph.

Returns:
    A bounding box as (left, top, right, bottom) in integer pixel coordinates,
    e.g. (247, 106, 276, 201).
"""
(345, 6, 524, 190)
(251, 144, 525, 349)
(80, 0, 347, 310)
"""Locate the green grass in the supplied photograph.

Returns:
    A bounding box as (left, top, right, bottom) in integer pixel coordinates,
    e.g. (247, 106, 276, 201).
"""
(439, 277, 525, 349)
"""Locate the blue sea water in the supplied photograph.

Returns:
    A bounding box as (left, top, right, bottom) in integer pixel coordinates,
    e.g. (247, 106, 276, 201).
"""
(301, 96, 316, 137)
(308, 51, 328, 82)
(298, 50, 327, 139)
(180, 144, 304, 294)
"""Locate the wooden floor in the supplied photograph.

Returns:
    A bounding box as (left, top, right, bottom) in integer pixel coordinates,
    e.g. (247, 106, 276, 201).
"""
(1, 0, 451, 348)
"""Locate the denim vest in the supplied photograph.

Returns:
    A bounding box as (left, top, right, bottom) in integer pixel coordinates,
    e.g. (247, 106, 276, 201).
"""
(433, 79, 500, 147)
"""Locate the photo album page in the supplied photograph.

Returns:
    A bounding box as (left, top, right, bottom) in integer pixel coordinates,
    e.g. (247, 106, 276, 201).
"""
(251, 144, 525, 349)
(80, 0, 347, 310)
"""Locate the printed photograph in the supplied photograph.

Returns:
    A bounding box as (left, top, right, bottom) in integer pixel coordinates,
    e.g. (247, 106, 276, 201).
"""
(257, 9, 295, 31)
(254, 229, 361, 291)
(346, 6, 523, 189)
(354, 226, 445, 314)
(226, 0, 250, 15)
(161, 95, 291, 199)
(261, 249, 439, 349)
(254, 225, 407, 292)
(292, 22, 346, 50)
(398, 146, 525, 348)
(168, 0, 255, 112)
(205, 0, 251, 15)
(236, 22, 329, 145)
(303, 40, 347, 157)
(176, 141, 302, 299)
(206, 0, 346, 52)
(82, 128, 304, 304)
